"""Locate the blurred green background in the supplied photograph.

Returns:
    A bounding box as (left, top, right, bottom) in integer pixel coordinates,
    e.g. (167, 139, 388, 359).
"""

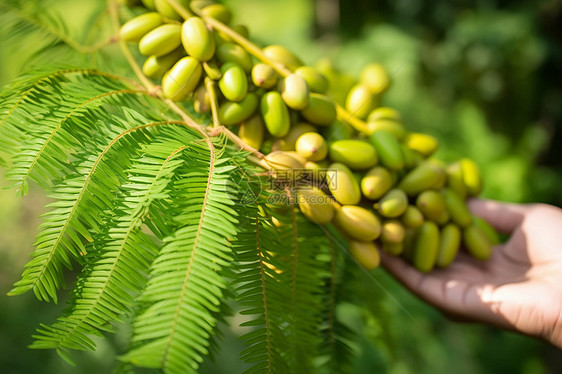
(1, 0, 561, 373)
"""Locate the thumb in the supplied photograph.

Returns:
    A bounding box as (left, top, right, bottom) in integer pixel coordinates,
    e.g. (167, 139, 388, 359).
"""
(468, 199, 529, 234)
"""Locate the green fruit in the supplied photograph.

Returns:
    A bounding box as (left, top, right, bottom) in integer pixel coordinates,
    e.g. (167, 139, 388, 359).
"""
(436, 223, 461, 267)
(295, 66, 329, 93)
(326, 163, 361, 205)
(367, 119, 406, 140)
(295, 132, 327, 162)
(328, 140, 377, 170)
(323, 121, 353, 142)
(416, 190, 447, 222)
(272, 122, 316, 151)
(282, 74, 310, 110)
(413, 221, 440, 273)
(473, 217, 500, 245)
(142, 48, 185, 79)
(162, 56, 202, 101)
(120, 12, 163, 43)
(315, 57, 355, 106)
(442, 188, 472, 228)
(381, 220, 406, 244)
(376, 189, 408, 218)
(251, 63, 278, 89)
(401, 144, 422, 170)
(446, 162, 467, 200)
(263, 45, 303, 71)
(219, 63, 247, 102)
(334, 205, 381, 241)
(345, 84, 378, 120)
(265, 151, 305, 178)
(460, 158, 483, 196)
(349, 240, 380, 270)
(192, 84, 210, 113)
(138, 24, 182, 56)
(360, 63, 390, 94)
(401, 205, 424, 228)
(367, 107, 401, 123)
(361, 166, 393, 200)
(404, 133, 439, 157)
(296, 186, 334, 225)
(301, 93, 337, 126)
(141, 0, 156, 10)
(402, 229, 417, 261)
(218, 92, 258, 125)
(181, 16, 215, 61)
(216, 43, 253, 72)
(201, 4, 232, 24)
(369, 130, 404, 171)
(463, 224, 492, 261)
(261, 92, 290, 137)
(238, 114, 264, 150)
(398, 162, 445, 196)
(383, 242, 404, 256)
(154, 0, 188, 20)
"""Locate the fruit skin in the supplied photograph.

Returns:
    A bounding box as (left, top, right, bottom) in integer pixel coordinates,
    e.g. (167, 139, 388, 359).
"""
(404, 133, 439, 157)
(162, 57, 202, 101)
(120, 12, 163, 43)
(345, 84, 378, 120)
(326, 163, 361, 205)
(334, 205, 381, 241)
(401, 205, 424, 229)
(463, 224, 492, 260)
(216, 43, 253, 72)
(349, 241, 380, 270)
(446, 162, 467, 200)
(142, 0, 156, 9)
(398, 161, 444, 196)
(295, 132, 327, 162)
(192, 84, 210, 113)
(142, 48, 185, 79)
(436, 223, 461, 267)
(219, 63, 247, 102)
(201, 4, 232, 24)
(413, 221, 440, 273)
(376, 188, 408, 218)
(367, 119, 406, 140)
(295, 66, 329, 94)
(154, 0, 189, 20)
(473, 217, 500, 245)
(416, 190, 447, 222)
(328, 140, 378, 170)
(261, 92, 291, 138)
(265, 151, 305, 177)
(460, 158, 483, 196)
(381, 220, 406, 244)
(369, 130, 404, 171)
(181, 16, 216, 61)
(238, 114, 264, 150)
(252, 63, 278, 89)
(360, 63, 390, 94)
(139, 24, 182, 56)
(361, 166, 393, 200)
(272, 123, 316, 151)
(296, 186, 334, 225)
(383, 242, 404, 256)
(263, 45, 303, 71)
(281, 74, 310, 110)
(442, 188, 472, 228)
(218, 93, 258, 126)
(301, 93, 337, 126)
(401, 144, 422, 169)
(367, 107, 401, 123)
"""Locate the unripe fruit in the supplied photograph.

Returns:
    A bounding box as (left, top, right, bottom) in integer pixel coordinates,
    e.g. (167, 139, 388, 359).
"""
(367, 119, 406, 140)
(416, 190, 447, 222)
(263, 45, 303, 71)
(192, 84, 210, 113)
(190, 0, 214, 11)
(334, 205, 381, 241)
(401, 205, 424, 228)
(201, 4, 232, 24)
(272, 123, 316, 151)
(265, 151, 305, 178)
(154, 0, 189, 20)
(381, 220, 406, 244)
(162, 57, 202, 101)
(404, 133, 439, 157)
(436, 223, 461, 267)
(442, 188, 472, 228)
(216, 43, 253, 72)
(142, 0, 156, 10)
(345, 84, 378, 120)
(219, 63, 247, 102)
(261, 91, 290, 137)
(120, 13, 163, 43)
(295, 66, 329, 94)
(369, 130, 404, 171)
(463, 224, 492, 260)
(401, 144, 422, 169)
(281, 74, 310, 110)
(361, 166, 393, 200)
(296, 186, 334, 224)
(324, 121, 353, 142)
(446, 162, 467, 200)
(360, 63, 390, 94)
(349, 240, 380, 270)
(301, 93, 337, 126)
(413, 221, 440, 273)
(376, 189, 408, 218)
(181, 17, 215, 61)
(251, 63, 278, 89)
(328, 140, 377, 170)
(218, 92, 258, 125)
(295, 132, 327, 162)
(383, 242, 404, 256)
(367, 107, 401, 123)
(238, 114, 265, 150)
(402, 228, 417, 261)
(139, 24, 181, 57)
(398, 162, 444, 196)
(460, 158, 483, 196)
(142, 48, 185, 79)
(473, 217, 500, 245)
(326, 163, 361, 205)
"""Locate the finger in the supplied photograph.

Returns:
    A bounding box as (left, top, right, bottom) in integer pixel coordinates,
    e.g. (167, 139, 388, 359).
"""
(468, 199, 529, 234)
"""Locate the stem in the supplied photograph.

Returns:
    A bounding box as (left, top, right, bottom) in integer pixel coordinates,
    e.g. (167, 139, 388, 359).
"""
(166, 0, 193, 19)
(336, 106, 370, 133)
(204, 78, 220, 128)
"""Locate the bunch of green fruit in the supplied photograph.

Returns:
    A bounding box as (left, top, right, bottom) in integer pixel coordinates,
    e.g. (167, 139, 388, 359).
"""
(119, 0, 499, 272)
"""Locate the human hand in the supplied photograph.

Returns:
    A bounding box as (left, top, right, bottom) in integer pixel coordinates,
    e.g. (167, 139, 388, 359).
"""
(381, 199, 562, 348)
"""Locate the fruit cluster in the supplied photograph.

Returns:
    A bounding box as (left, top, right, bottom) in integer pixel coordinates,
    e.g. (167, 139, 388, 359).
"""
(119, 0, 498, 272)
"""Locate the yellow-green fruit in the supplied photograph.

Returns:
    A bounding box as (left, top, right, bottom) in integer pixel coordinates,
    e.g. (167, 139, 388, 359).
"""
(282, 74, 310, 110)
(360, 63, 390, 94)
(120, 12, 163, 43)
(142, 48, 185, 79)
(296, 186, 334, 224)
(301, 93, 337, 126)
(402, 229, 417, 261)
(460, 158, 483, 196)
(446, 162, 467, 200)
(324, 121, 353, 142)
(142, 0, 156, 9)
(401, 144, 422, 170)
(367, 107, 401, 123)
(383, 242, 404, 256)
(265, 151, 305, 176)
(189, 0, 213, 11)
(381, 220, 406, 244)
(376, 188, 408, 218)
(326, 163, 361, 205)
(263, 45, 303, 71)
(219, 63, 247, 102)
(273, 123, 316, 151)
(162, 57, 202, 101)
(286, 151, 307, 166)
(473, 217, 500, 245)
(201, 4, 232, 24)
(139, 24, 181, 56)
(398, 162, 445, 196)
(216, 43, 253, 72)
(238, 114, 264, 150)
(367, 119, 406, 140)
(442, 188, 472, 228)
(401, 205, 424, 228)
(416, 190, 447, 222)
(181, 17, 215, 61)
(369, 130, 404, 171)
(334, 205, 381, 241)
(413, 221, 440, 273)
(304, 160, 328, 181)
(404, 133, 439, 157)
(295, 66, 329, 93)
(463, 224, 492, 260)
(345, 84, 378, 120)
(315, 57, 356, 106)
(251, 63, 278, 89)
(328, 140, 377, 170)
(361, 166, 393, 200)
(218, 93, 258, 125)
(261, 92, 290, 137)
(295, 132, 327, 162)
(349, 240, 381, 270)
(436, 223, 461, 267)
(154, 0, 188, 20)
(192, 84, 210, 113)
